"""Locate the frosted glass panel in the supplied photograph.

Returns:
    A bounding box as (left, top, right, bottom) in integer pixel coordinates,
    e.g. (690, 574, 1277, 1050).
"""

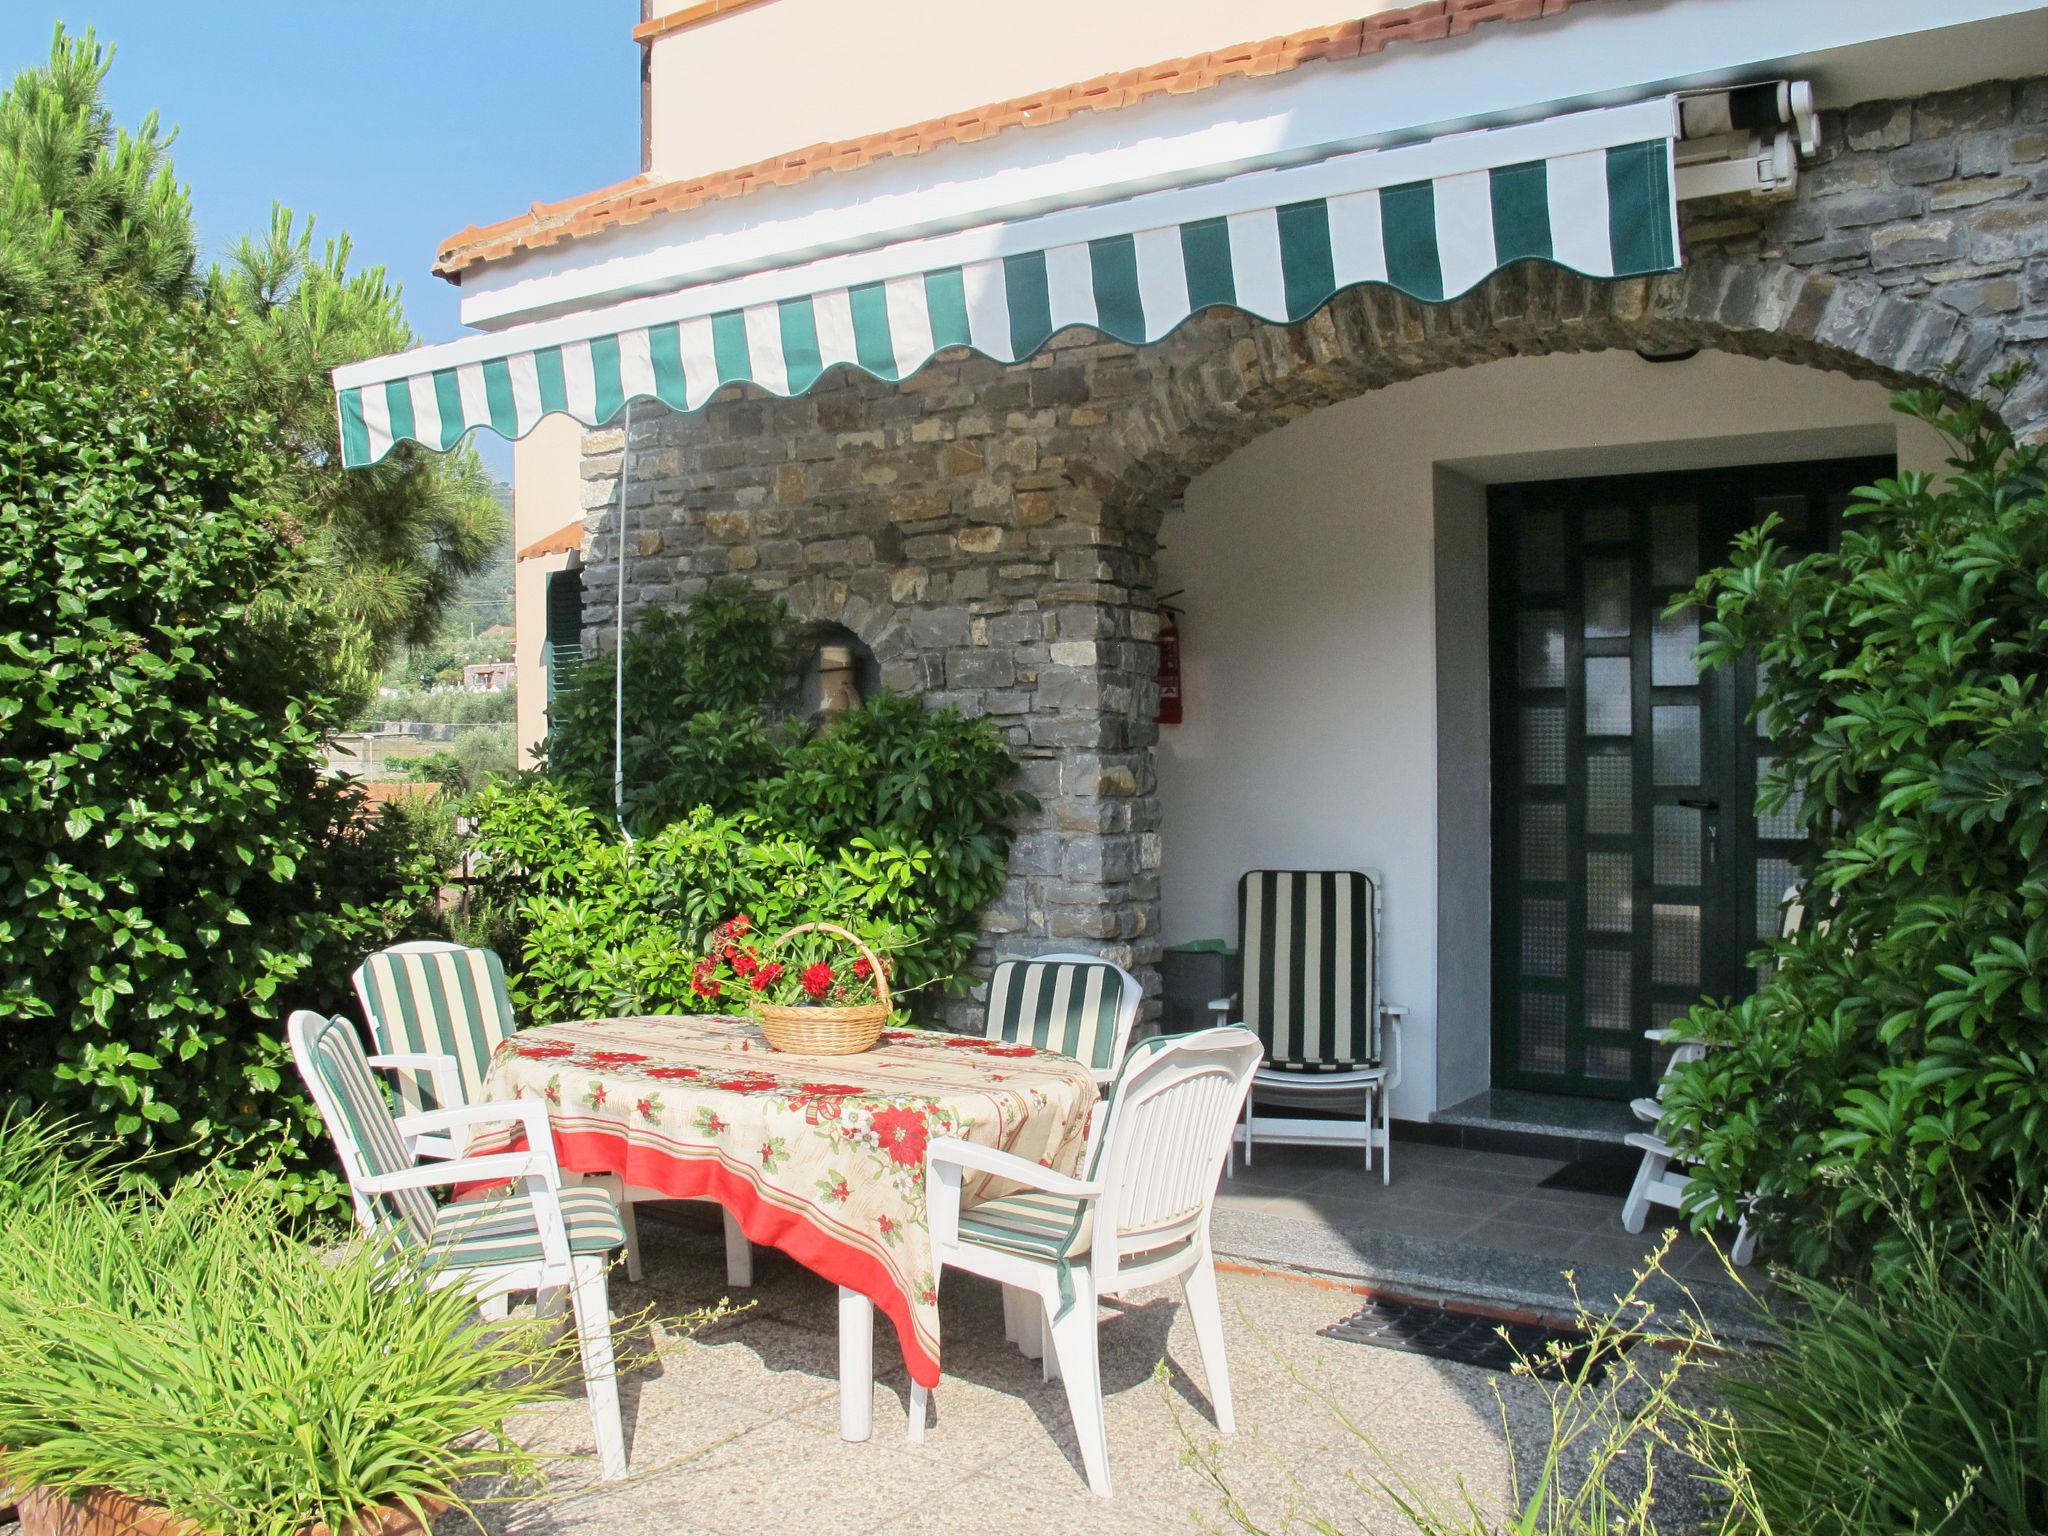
(1519, 612, 1567, 688)
(1585, 657, 1633, 736)
(1652, 503, 1698, 586)
(1652, 903, 1701, 987)
(1653, 804, 1702, 886)
(1586, 1044, 1633, 1081)
(1520, 510, 1565, 590)
(1521, 803, 1566, 882)
(1587, 852, 1633, 933)
(1758, 858, 1799, 941)
(1585, 948, 1632, 1033)
(1585, 559, 1631, 638)
(1586, 753, 1632, 836)
(1518, 992, 1567, 1074)
(1583, 505, 1629, 543)
(1522, 898, 1567, 978)
(1523, 707, 1566, 785)
(1653, 705, 1700, 785)
(1652, 613, 1698, 686)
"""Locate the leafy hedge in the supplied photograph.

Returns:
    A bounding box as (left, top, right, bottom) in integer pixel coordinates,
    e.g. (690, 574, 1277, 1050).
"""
(1663, 377, 2048, 1274)
(0, 301, 433, 1199)
(477, 584, 1033, 1015)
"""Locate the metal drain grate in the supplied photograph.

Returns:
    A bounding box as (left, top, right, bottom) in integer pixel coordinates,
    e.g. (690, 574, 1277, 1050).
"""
(1319, 1299, 1624, 1384)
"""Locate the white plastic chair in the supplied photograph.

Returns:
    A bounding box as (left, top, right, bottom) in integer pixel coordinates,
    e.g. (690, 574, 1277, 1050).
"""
(353, 940, 754, 1289)
(287, 1008, 631, 1480)
(1621, 886, 1806, 1263)
(920, 1026, 1262, 1497)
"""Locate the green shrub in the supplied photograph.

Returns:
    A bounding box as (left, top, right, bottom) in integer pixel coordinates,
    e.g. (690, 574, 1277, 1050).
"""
(513, 583, 1031, 1008)
(468, 779, 941, 1021)
(0, 1116, 566, 1536)
(1660, 376, 2048, 1274)
(0, 301, 434, 1200)
(1712, 1193, 2048, 1535)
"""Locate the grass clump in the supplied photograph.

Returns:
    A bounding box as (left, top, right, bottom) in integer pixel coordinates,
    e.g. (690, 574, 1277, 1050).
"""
(0, 1114, 574, 1536)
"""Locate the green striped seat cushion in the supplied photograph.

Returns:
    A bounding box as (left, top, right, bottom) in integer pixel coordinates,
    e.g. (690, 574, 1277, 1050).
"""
(429, 1186, 625, 1270)
(1236, 870, 1381, 1072)
(956, 1187, 1093, 1264)
(301, 1013, 436, 1245)
(984, 958, 1129, 1072)
(354, 944, 517, 1114)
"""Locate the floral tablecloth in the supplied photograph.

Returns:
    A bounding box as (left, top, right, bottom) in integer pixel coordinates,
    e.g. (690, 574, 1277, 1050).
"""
(470, 1015, 1099, 1386)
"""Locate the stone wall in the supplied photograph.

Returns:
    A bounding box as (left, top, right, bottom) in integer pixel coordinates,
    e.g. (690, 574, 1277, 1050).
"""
(572, 77, 2048, 1029)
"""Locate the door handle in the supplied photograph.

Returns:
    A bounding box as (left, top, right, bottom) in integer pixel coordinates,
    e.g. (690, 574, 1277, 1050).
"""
(1678, 797, 1720, 866)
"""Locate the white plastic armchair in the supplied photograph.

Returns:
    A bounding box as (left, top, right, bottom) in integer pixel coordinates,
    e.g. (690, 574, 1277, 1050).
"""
(287, 1009, 631, 1480)
(920, 1026, 1262, 1497)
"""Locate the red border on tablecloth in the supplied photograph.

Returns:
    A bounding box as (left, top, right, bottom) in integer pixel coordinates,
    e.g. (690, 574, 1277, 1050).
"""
(490, 1124, 941, 1389)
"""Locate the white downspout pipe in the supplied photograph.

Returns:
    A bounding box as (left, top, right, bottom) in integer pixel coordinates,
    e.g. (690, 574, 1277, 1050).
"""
(613, 398, 635, 847)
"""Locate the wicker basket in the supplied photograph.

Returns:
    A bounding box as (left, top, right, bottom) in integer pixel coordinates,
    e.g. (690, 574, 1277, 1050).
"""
(752, 922, 891, 1055)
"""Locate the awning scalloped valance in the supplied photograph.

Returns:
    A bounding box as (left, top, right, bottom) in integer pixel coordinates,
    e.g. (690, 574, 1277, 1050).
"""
(333, 97, 1681, 468)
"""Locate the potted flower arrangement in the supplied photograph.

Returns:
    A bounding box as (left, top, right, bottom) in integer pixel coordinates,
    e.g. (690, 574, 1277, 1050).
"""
(692, 917, 896, 1055)
(0, 1115, 586, 1536)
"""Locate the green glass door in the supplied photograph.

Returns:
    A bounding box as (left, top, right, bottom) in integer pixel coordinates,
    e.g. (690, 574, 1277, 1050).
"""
(1487, 458, 1887, 1100)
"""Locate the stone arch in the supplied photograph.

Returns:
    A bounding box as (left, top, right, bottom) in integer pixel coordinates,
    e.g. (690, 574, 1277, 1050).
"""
(1067, 257, 2022, 529)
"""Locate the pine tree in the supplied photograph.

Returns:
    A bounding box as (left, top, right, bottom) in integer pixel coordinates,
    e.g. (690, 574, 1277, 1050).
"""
(0, 27, 502, 707)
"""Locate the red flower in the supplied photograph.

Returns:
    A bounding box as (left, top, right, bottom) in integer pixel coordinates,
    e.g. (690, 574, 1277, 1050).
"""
(853, 957, 873, 980)
(729, 914, 751, 935)
(801, 962, 835, 999)
(583, 1051, 648, 1067)
(877, 1214, 896, 1235)
(715, 1074, 781, 1094)
(798, 1083, 864, 1097)
(646, 1065, 702, 1081)
(732, 947, 759, 977)
(981, 1045, 1036, 1059)
(513, 1043, 575, 1060)
(868, 1106, 929, 1169)
(752, 962, 783, 991)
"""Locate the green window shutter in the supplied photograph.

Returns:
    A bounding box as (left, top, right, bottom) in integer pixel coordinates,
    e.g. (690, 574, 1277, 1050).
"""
(544, 567, 584, 704)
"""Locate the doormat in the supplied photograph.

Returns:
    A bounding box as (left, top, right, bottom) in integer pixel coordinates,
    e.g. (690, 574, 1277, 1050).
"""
(1319, 1299, 1625, 1384)
(1537, 1157, 1638, 1198)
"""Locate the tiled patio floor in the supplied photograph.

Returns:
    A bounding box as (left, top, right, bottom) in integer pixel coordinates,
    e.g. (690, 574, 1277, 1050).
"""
(459, 1144, 1741, 1535)
(1209, 1139, 1753, 1332)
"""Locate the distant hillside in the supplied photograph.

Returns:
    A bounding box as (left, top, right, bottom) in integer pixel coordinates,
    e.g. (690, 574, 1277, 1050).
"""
(444, 482, 514, 635)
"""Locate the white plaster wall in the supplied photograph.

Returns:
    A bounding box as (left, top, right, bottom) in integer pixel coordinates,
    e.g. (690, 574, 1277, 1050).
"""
(645, 0, 1394, 182)
(1155, 348, 1948, 1121)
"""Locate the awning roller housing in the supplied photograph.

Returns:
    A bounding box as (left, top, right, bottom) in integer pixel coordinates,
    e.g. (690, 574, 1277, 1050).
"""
(335, 97, 1683, 468)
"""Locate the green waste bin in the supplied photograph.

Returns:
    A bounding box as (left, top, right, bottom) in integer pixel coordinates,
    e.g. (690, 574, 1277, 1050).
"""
(1160, 940, 1240, 1035)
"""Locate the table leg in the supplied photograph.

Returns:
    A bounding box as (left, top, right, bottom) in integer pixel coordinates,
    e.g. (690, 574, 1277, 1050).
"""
(837, 1285, 873, 1443)
(722, 1207, 753, 1287)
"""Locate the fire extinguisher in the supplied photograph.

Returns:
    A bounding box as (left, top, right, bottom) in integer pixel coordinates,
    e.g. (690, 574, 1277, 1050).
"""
(1156, 591, 1184, 726)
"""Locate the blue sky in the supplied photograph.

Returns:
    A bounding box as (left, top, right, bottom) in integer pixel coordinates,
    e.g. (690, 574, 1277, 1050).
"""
(2, 3, 642, 475)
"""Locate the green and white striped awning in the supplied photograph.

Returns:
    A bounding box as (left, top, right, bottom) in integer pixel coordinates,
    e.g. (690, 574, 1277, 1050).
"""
(334, 97, 1681, 468)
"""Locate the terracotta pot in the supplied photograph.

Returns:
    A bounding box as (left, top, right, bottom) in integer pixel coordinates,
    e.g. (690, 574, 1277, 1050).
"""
(16, 1485, 444, 1536)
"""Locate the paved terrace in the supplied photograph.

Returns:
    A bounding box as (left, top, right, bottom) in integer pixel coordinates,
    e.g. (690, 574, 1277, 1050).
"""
(461, 1142, 1742, 1535)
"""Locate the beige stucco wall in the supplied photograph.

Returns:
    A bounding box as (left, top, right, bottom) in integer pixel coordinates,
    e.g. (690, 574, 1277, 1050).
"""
(645, 0, 1399, 181)
(1155, 348, 1947, 1120)
(513, 415, 587, 769)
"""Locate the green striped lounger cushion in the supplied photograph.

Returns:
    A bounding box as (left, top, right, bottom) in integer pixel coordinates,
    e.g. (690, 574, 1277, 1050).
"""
(985, 958, 1130, 1072)
(1237, 870, 1381, 1071)
(430, 1186, 625, 1270)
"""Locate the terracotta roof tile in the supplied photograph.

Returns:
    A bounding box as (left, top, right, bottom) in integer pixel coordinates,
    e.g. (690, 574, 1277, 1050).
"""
(437, 0, 1615, 280)
(516, 520, 585, 561)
